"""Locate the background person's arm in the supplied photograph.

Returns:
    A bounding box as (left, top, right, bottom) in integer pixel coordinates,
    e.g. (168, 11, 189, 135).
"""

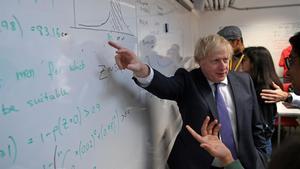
(260, 82, 300, 107)
(260, 82, 289, 103)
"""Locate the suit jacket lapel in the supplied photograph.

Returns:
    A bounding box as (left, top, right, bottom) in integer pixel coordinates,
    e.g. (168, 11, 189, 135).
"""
(227, 73, 242, 139)
(192, 68, 218, 119)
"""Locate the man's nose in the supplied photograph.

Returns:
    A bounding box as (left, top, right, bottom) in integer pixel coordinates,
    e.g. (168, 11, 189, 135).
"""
(219, 60, 228, 68)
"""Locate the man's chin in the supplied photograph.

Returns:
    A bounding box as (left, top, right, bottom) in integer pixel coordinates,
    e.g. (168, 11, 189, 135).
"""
(217, 77, 226, 82)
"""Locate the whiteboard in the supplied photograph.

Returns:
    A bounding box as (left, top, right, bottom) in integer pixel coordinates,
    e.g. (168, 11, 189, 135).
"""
(0, 1, 152, 169)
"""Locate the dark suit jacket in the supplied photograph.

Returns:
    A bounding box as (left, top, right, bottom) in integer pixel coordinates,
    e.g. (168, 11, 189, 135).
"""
(134, 68, 267, 169)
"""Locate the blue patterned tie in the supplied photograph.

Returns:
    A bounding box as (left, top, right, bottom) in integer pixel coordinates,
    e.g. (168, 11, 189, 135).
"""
(214, 83, 238, 159)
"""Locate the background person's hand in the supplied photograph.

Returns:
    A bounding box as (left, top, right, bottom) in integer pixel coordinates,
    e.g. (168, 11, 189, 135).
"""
(186, 116, 234, 166)
(108, 41, 149, 77)
(260, 82, 289, 103)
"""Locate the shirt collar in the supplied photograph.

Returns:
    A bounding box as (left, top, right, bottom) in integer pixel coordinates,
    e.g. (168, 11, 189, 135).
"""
(208, 77, 228, 87)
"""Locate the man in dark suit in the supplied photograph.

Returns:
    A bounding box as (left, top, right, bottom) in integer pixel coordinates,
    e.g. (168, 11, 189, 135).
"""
(186, 32, 300, 169)
(108, 34, 267, 169)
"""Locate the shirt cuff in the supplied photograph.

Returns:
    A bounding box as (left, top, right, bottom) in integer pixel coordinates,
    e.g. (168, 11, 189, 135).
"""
(291, 92, 300, 108)
(134, 65, 154, 87)
(225, 160, 244, 169)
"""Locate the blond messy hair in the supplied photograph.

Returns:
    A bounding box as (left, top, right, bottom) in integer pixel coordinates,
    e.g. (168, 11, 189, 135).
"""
(194, 34, 233, 63)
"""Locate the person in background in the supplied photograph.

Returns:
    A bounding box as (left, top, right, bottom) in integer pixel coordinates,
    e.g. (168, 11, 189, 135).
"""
(261, 39, 300, 107)
(260, 67, 300, 108)
(108, 34, 267, 169)
(240, 46, 283, 157)
(278, 46, 292, 82)
(187, 31, 300, 169)
(218, 26, 245, 71)
(286, 31, 300, 94)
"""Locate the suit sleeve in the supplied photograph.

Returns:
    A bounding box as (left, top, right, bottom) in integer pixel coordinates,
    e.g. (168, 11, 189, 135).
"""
(133, 68, 187, 101)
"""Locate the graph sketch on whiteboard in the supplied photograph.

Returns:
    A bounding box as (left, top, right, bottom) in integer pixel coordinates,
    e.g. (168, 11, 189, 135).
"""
(71, 0, 135, 37)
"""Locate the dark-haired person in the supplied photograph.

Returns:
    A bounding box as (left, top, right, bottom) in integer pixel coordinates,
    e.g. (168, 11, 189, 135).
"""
(268, 135, 300, 169)
(240, 46, 283, 157)
(287, 32, 300, 94)
(260, 51, 300, 107)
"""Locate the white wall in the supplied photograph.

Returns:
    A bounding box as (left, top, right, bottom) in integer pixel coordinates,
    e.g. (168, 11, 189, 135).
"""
(196, 0, 300, 76)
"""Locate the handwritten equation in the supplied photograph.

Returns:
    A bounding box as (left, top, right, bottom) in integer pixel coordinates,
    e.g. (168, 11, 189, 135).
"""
(0, 1, 144, 169)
